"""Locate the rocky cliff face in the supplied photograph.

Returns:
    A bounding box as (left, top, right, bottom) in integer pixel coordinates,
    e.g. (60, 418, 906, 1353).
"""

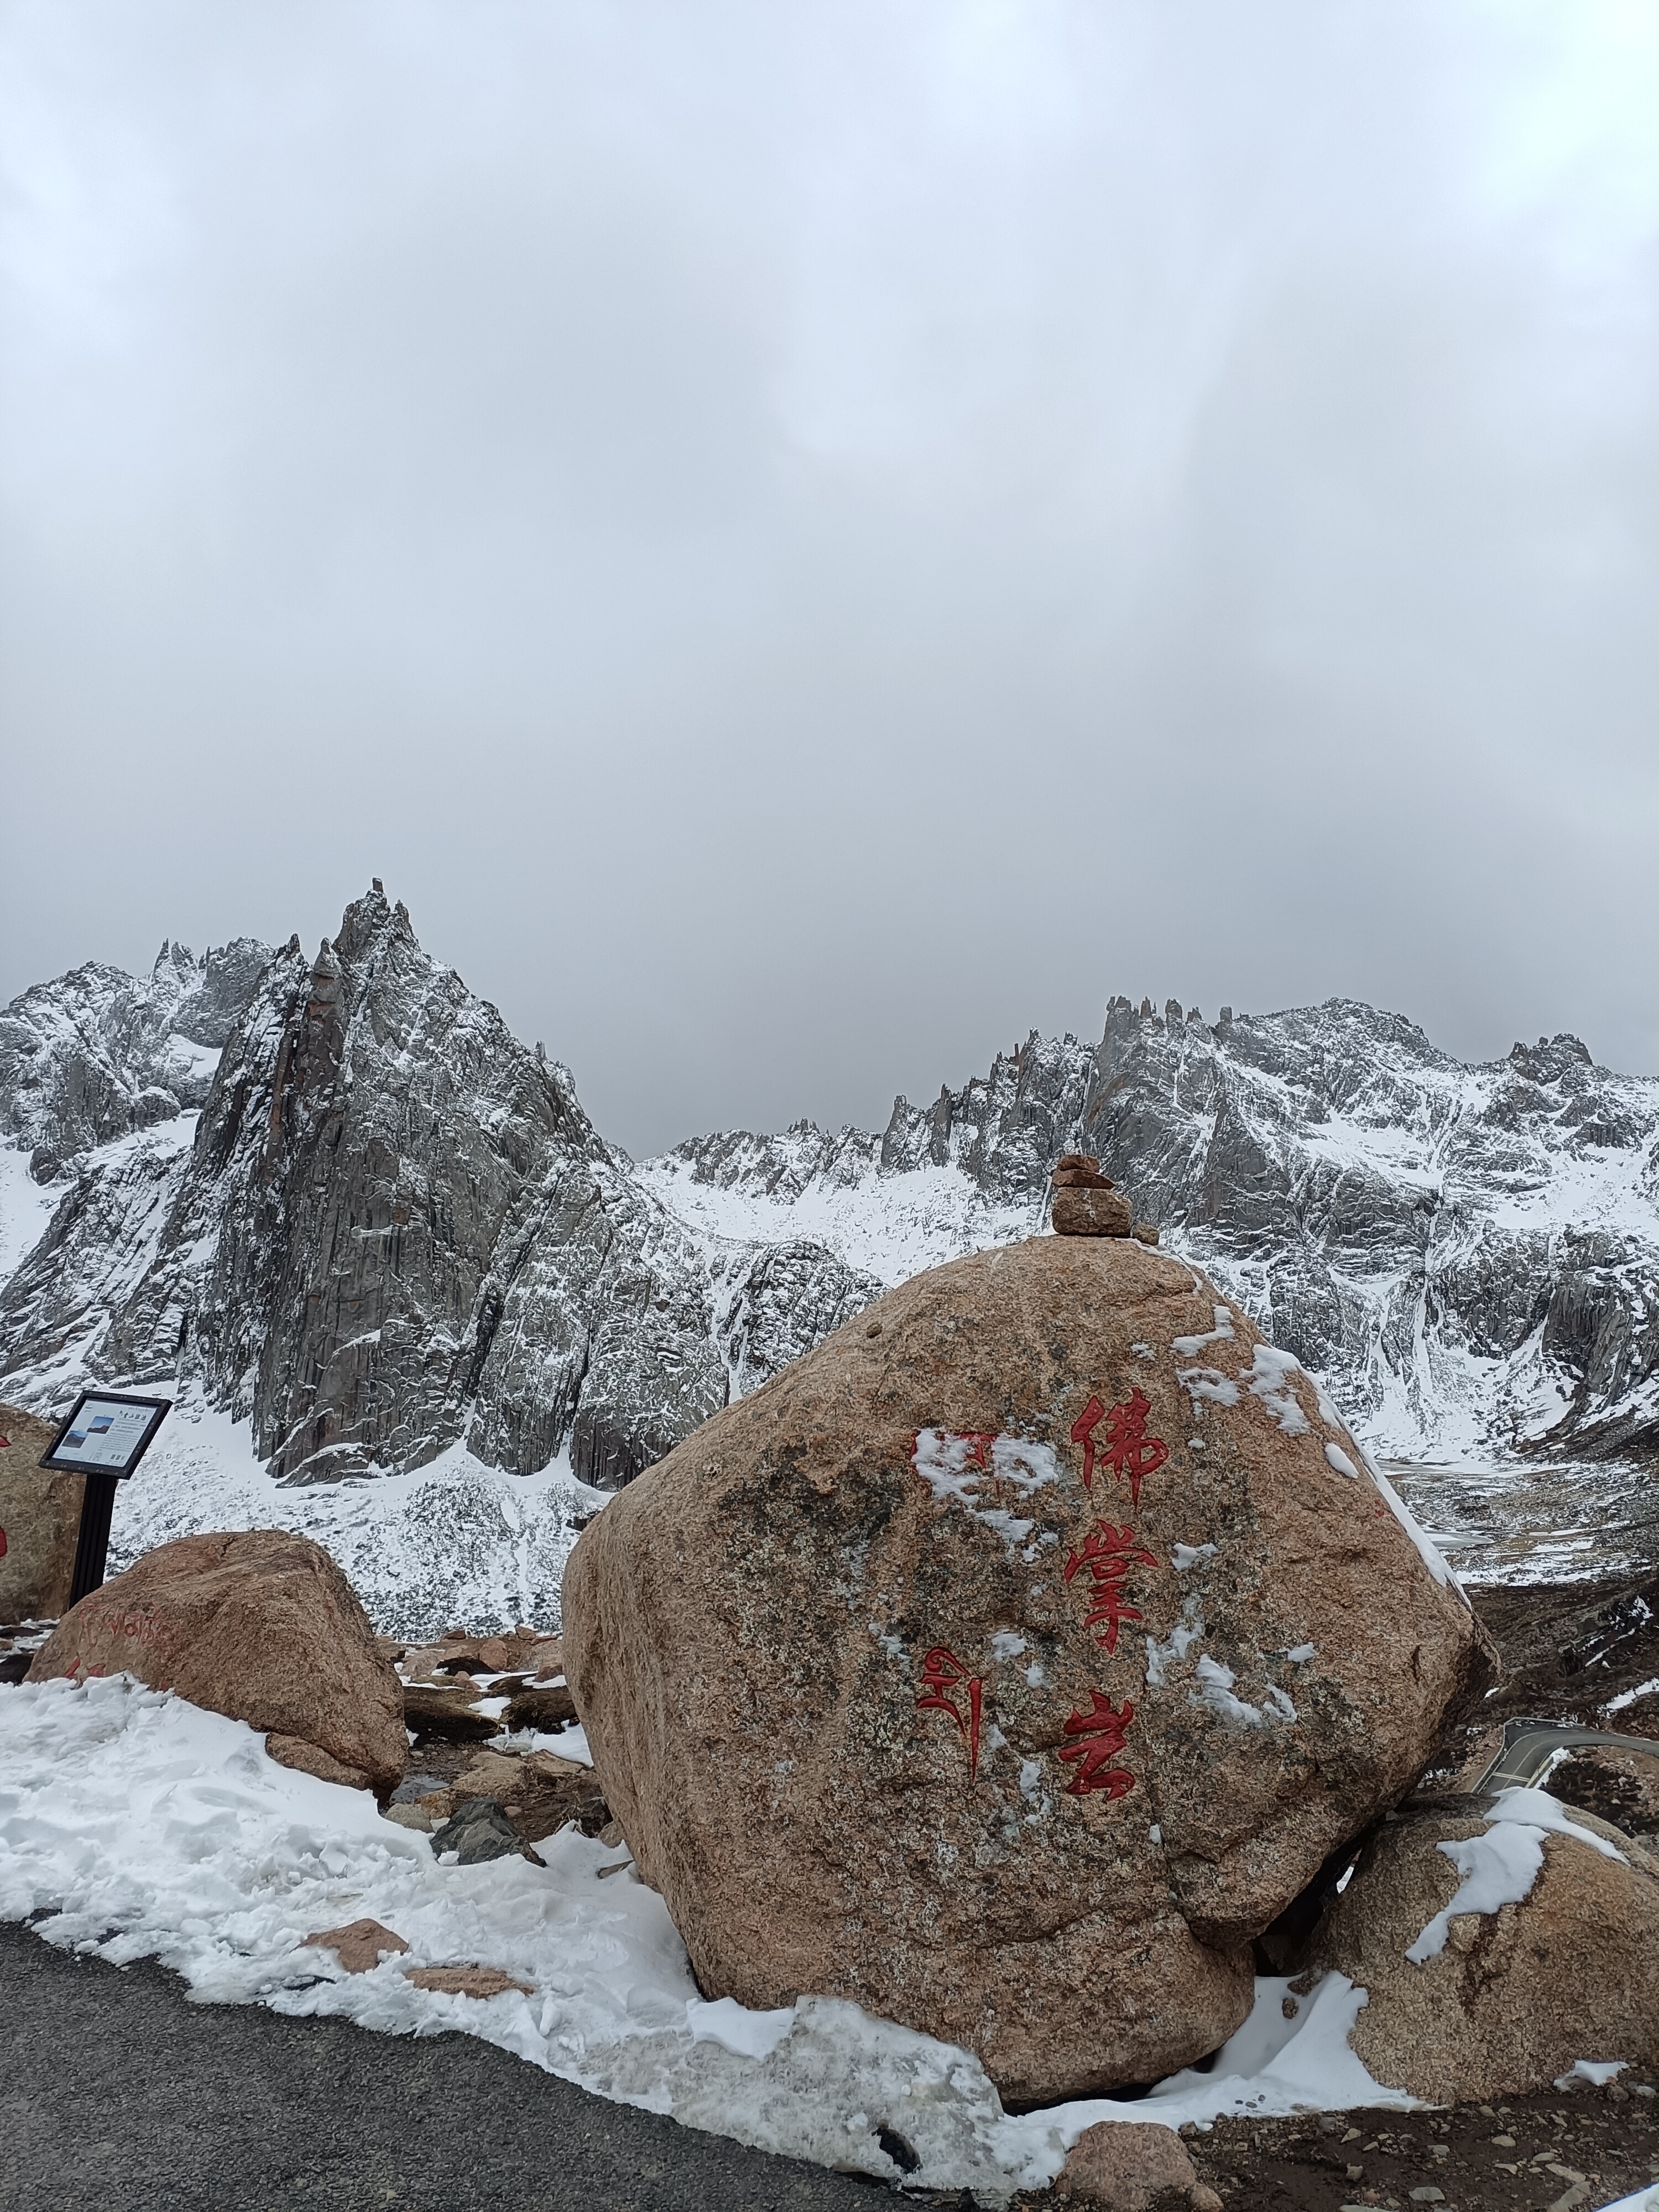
(0, 890, 870, 1486)
(0, 938, 272, 1178)
(2, 914, 1655, 1490)
(648, 995, 1659, 1465)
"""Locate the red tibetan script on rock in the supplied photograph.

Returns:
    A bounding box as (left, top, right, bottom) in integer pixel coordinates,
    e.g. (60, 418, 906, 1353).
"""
(1058, 1691, 1135, 1799)
(916, 1645, 984, 1778)
(1064, 1521, 1158, 1654)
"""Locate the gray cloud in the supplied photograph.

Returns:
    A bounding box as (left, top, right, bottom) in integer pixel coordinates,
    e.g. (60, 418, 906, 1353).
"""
(2, 0, 1654, 1156)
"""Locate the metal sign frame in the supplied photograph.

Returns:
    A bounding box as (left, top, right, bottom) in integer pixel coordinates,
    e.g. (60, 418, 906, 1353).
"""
(39, 1390, 171, 1482)
(38, 1391, 172, 1608)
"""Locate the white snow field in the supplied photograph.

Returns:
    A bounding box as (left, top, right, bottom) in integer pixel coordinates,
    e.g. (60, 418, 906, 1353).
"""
(0, 1673, 1413, 2200)
(96, 1400, 607, 1641)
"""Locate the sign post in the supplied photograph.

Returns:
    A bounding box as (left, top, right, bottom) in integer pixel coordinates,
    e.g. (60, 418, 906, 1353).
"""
(39, 1392, 172, 1608)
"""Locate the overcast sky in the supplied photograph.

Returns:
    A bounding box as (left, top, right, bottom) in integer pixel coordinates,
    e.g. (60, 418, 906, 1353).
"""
(2, 1, 1655, 1156)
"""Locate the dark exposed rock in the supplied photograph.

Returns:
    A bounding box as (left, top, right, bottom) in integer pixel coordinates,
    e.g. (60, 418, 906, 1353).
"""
(1, 890, 729, 1489)
(712, 1238, 885, 1400)
(429, 1797, 541, 1865)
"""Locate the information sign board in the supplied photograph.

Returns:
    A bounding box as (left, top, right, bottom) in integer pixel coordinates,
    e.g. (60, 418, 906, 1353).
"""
(40, 1392, 170, 1481)
(39, 1391, 171, 1607)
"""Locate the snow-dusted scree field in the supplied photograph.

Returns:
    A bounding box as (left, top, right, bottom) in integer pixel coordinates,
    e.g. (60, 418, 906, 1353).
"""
(3, 886, 1655, 1619)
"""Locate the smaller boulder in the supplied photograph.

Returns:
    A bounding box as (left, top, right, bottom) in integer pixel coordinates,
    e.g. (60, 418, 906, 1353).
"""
(1051, 1186, 1133, 1237)
(383, 1802, 437, 1832)
(1051, 1155, 1117, 1190)
(404, 1964, 533, 1998)
(402, 1679, 500, 1742)
(1313, 1793, 1659, 2102)
(27, 1529, 405, 1798)
(304, 1919, 409, 1974)
(1057, 2122, 1222, 2211)
(0, 1403, 84, 1623)
(514, 1749, 610, 1839)
(505, 1680, 576, 1733)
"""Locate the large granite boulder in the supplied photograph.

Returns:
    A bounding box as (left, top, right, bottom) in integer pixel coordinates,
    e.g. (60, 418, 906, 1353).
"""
(562, 1232, 1493, 2103)
(1313, 1792, 1659, 2101)
(27, 1529, 406, 1797)
(0, 1402, 81, 1621)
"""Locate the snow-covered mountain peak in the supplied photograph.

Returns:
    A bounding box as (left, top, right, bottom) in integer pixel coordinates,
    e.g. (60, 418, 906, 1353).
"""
(2, 903, 1655, 1506)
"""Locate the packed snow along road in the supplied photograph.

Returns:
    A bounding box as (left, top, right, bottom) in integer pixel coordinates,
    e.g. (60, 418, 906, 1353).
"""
(0, 1673, 1412, 2201)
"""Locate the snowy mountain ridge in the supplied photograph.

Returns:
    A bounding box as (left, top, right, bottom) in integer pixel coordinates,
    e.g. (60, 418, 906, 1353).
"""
(649, 996, 1659, 1464)
(0, 890, 876, 1491)
(2, 895, 1655, 1509)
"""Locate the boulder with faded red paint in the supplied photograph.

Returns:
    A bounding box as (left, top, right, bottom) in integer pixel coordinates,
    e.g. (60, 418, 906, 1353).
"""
(562, 1233, 1494, 2105)
(27, 1528, 405, 1797)
(0, 1403, 82, 1623)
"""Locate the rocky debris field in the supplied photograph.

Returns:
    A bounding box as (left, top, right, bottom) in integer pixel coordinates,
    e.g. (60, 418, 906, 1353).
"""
(1005, 2080, 1659, 2212)
(1422, 1569, 1659, 1829)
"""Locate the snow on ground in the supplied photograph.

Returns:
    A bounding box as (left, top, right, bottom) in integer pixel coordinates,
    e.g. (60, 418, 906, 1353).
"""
(638, 1154, 1039, 1290)
(0, 1140, 61, 1284)
(1385, 1451, 1659, 1589)
(0, 1674, 1412, 2200)
(106, 1401, 608, 1640)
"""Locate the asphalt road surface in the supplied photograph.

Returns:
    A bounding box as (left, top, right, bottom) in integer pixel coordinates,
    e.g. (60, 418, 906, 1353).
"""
(1473, 1718, 1659, 1792)
(0, 1922, 919, 2212)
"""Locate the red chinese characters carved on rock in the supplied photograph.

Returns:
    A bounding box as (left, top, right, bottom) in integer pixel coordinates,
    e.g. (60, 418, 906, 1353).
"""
(1071, 1388, 1168, 1505)
(1058, 1691, 1135, 1799)
(1064, 1521, 1158, 1654)
(916, 1645, 984, 1777)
